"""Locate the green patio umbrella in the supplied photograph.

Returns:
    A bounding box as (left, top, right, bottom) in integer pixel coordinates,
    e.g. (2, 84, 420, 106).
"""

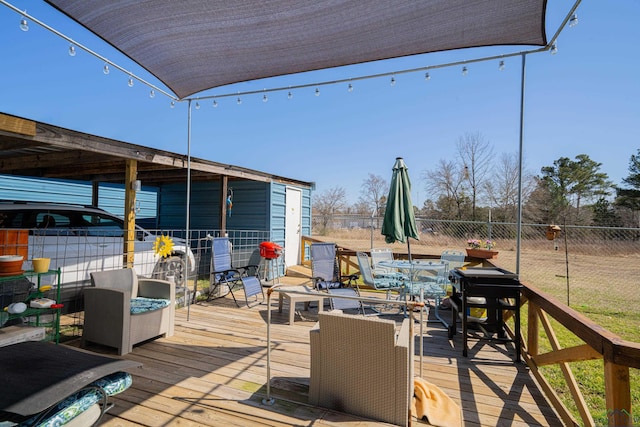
(381, 157, 419, 260)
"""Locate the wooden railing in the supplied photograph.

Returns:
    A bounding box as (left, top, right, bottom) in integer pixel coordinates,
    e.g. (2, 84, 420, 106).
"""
(521, 280, 639, 427)
(299, 236, 639, 427)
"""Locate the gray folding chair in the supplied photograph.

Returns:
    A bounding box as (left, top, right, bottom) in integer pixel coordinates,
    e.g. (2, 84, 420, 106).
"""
(310, 242, 361, 314)
(208, 237, 264, 307)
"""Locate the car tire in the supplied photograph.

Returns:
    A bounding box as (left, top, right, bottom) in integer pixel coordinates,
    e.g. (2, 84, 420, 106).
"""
(157, 255, 186, 286)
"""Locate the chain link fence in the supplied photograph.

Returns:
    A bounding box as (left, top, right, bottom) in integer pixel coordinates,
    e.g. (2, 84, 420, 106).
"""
(314, 214, 640, 332)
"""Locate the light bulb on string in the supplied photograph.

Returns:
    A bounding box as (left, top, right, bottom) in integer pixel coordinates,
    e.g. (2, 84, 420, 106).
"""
(424, 72, 431, 81)
(103, 64, 110, 75)
(149, 90, 155, 98)
(237, 96, 242, 105)
(263, 93, 268, 103)
(550, 42, 558, 55)
(315, 87, 320, 96)
(195, 101, 200, 109)
(287, 91, 293, 100)
(213, 99, 218, 108)
(128, 76, 134, 87)
(498, 60, 505, 71)
(68, 45, 76, 57)
(170, 101, 175, 108)
(348, 83, 353, 92)
(462, 66, 468, 76)
(19, 16, 28, 32)
(569, 13, 578, 27)
(390, 76, 396, 86)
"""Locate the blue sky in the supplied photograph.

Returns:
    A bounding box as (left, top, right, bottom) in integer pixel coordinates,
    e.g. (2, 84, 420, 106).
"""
(1, 1, 638, 207)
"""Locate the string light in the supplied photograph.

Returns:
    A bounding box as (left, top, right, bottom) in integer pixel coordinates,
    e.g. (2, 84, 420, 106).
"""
(262, 92, 268, 102)
(462, 66, 468, 76)
(19, 15, 28, 31)
(195, 101, 200, 109)
(550, 42, 558, 55)
(348, 83, 353, 92)
(236, 96, 242, 105)
(213, 99, 218, 107)
(569, 13, 578, 27)
(149, 90, 155, 98)
(170, 101, 175, 108)
(315, 87, 320, 96)
(498, 60, 505, 71)
(102, 64, 110, 75)
(424, 72, 431, 81)
(127, 76, 134, 87)
(287, 91, 293, 100)
(68, 44, 76, 57)
(390, 76, 396, 86)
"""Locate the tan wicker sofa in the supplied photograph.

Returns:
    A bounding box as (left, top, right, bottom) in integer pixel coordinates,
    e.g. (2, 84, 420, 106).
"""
(82, 268, 175, 355)
(309, 310, 413, 427)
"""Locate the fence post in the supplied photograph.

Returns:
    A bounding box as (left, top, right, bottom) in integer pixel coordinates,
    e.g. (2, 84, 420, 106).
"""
(604, 360, 632, 426)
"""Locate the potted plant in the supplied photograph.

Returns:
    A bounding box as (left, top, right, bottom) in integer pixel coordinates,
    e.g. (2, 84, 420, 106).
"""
(466, 239, 498, 259)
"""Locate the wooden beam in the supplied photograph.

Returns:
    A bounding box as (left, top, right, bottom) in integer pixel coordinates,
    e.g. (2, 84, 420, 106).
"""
(0, 113, 35, 136)
(124, 159, 137, 268)
(532, 344, 601, 366)
(604, 361, 632, 427)
(527, 302, 539, 357)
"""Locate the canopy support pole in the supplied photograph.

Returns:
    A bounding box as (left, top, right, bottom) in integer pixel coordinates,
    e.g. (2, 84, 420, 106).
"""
(186, 100, 193, 321)
(516, 53, 527, 276)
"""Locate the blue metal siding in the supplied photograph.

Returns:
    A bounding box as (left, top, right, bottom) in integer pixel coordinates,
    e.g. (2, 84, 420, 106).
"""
(158, 180, 270, 231)
(301, 187, 312, 236)
(226, 181, 270, 230)
(0, 175, 157, 220)
(270, 183, 286, 245)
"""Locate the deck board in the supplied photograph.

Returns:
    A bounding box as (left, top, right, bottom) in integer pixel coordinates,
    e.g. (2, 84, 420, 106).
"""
(67, 280, 564, 427)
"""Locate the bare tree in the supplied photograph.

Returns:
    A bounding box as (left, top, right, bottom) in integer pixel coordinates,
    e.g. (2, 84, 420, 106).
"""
(423, 159, 468, 219)
(457, 132, 494, 220)
(359, 174, 389, 217)
(313, 186, 347, 233)
(484, 152, 535, 222)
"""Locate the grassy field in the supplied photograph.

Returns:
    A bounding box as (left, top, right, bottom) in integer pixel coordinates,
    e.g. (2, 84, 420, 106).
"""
(315, 229, 639, 426)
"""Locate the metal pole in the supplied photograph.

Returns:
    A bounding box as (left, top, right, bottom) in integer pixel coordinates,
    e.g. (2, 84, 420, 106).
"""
(516, 53, 526, 276)
(186, 100, 192, 321)
(370, 209, 375, 249)
(263, 289, 275, 405)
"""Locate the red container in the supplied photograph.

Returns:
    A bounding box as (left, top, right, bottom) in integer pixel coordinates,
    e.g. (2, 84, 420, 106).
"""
(259, 242, 282, 259)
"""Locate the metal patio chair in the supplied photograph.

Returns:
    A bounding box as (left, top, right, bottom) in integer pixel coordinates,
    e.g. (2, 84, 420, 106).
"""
(310, 242, 361, 314)
(357, 251, 405, 300)
(207, 237, 264, 307)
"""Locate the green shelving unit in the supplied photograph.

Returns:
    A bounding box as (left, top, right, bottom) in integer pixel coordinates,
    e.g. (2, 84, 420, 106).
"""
(1, 268, 62, 343)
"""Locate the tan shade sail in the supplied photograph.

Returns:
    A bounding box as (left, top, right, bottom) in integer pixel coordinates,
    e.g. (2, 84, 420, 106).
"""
(45, 0, 547, 99)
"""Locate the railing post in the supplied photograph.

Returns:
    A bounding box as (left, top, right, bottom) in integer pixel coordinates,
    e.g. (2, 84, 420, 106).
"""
(527, 301, 539, 357)
(604, 360, 632, 426)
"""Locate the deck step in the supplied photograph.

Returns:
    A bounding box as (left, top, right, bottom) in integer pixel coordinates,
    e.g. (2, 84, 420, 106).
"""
(286, 264, 312, 278)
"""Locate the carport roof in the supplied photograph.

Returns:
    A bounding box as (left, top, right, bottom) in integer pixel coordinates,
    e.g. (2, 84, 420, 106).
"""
(0, 112, 313, 188)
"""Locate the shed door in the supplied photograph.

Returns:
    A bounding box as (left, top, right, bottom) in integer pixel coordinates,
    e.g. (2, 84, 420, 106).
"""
(285, 187, 302, 268)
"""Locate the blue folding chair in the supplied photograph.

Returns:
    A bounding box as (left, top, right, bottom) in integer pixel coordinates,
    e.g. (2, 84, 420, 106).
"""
(310, 242, 361, 314)
(208, 237, 264, 307)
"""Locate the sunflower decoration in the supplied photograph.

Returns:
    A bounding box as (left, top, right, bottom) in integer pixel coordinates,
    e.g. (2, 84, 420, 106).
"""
(153, 235, 174, 258)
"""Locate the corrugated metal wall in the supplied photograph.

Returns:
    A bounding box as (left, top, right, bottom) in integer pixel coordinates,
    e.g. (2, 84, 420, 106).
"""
(157, 180, 272, 231)
(301, 186, 312, 236)
(0, 175, 158, 220)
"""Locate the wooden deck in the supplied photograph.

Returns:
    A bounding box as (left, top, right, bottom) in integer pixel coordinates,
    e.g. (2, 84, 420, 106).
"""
(68, 277, 565, 427)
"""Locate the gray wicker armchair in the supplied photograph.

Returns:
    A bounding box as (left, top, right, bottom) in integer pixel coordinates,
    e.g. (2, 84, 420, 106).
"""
(82, 268, 175, 355)
(309, 310, 413, 426)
